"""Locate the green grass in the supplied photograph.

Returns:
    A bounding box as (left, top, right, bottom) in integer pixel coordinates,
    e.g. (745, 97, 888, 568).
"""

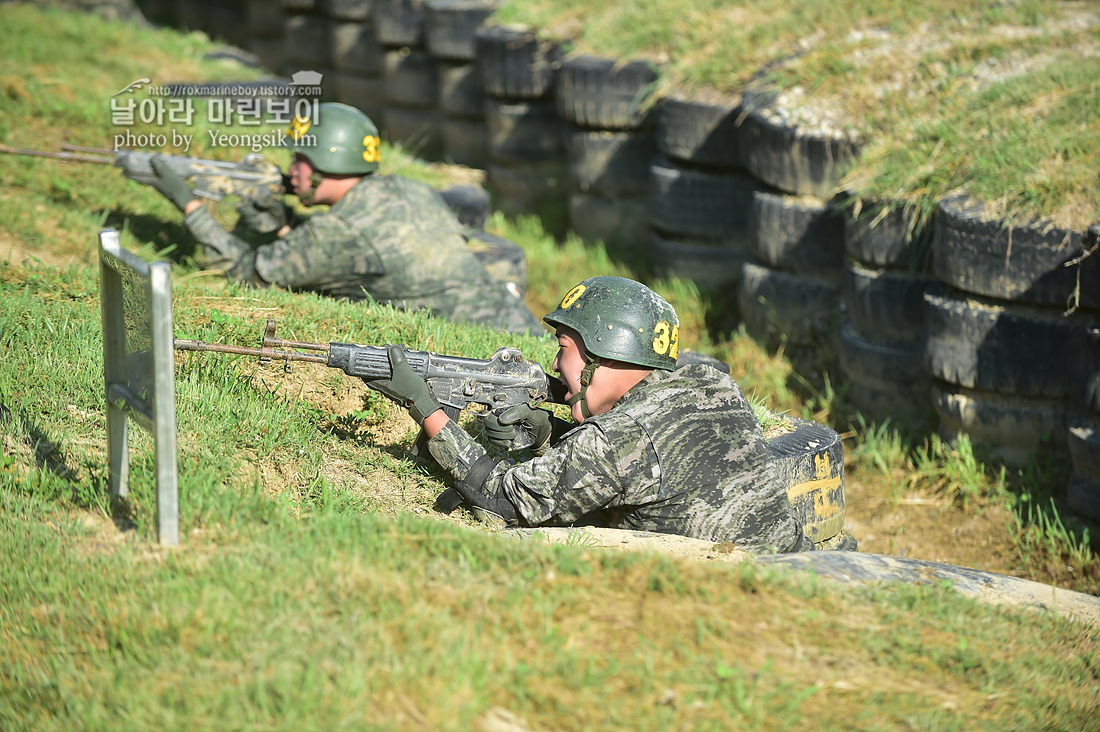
(2, 484, 1098, 731)
(1, 6, 1099, 727)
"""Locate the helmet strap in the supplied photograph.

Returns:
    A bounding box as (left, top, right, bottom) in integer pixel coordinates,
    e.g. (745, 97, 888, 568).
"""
(296, 170, 325, 206)
(565, 356, 599, 420)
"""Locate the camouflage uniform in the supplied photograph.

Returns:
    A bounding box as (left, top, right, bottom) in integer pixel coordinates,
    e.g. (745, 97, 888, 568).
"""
(183, 174, 543, 335)
(428, 363, 809, 554)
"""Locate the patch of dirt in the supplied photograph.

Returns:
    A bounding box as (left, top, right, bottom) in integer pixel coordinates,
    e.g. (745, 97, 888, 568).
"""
(842, 471, 1022, 575)
(0, 227, 94, 270)
(503, 526, 753, 565)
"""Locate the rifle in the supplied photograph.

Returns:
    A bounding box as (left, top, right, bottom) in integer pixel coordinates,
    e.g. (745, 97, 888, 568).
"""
(174, 318, 562, 451)
(0, 142, 286, 205)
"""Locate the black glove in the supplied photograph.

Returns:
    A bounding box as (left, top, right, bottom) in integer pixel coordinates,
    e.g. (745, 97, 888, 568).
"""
(237, 193, 293, 234)
(483, 403, 553, 455)
(150, 157, 196, 212)
(368, 345, 442, 425)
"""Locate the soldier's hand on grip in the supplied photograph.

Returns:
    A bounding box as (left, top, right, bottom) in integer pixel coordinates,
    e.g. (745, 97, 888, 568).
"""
(484, 403, 553, 455)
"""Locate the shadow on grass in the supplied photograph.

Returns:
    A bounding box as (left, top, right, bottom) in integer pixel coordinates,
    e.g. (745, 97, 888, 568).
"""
(1, 402, 137, 532)
(96, 208, 198, 262)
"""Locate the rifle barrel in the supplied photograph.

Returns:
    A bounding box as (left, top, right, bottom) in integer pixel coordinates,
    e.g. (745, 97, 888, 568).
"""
(173, 338, 329, 363)
(0, 143, 113, 165)
(61, 143, 115, 155)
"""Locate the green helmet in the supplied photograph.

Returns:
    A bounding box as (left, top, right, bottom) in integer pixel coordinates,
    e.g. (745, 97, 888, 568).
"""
(544, 276, 680, 370)
(284, 102, 381, 175)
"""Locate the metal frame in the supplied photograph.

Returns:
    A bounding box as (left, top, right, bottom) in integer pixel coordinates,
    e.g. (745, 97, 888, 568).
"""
(99, 228, 179, 546)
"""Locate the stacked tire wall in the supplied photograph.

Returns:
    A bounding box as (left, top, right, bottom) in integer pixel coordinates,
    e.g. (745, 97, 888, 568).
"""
(1070, 261, 1100, 522)
(556, 55, 655, 252)
(926, 196, 1099, 468)
(649, 92, 754, 298)
(839, 197, 936, 428)
(736, 90, 853, 350)
(477, 22, 564, 219)
(146, 2, 1100, 502)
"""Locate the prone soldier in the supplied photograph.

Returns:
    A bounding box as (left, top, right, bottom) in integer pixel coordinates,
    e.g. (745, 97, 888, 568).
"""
(367, 276, 813, 554)
(144, 102, 544, 336)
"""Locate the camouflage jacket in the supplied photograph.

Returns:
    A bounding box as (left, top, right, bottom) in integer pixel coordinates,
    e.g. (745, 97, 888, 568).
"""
(184, 174, 543, 335)
(428, 364, 808, 553)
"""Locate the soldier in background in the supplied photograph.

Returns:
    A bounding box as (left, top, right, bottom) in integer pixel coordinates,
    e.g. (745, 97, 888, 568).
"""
(145, 102, 544, 336)
(367, 276, 812, 554)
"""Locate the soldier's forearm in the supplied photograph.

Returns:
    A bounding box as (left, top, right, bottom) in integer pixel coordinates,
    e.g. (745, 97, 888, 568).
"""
(183, 206, 260, 282)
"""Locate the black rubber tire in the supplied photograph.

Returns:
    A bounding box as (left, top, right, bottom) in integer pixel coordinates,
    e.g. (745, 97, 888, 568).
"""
(568, 194, 650, 251)
(750, 189, 845, 278)
(383, 46, 439, 109)
(246, 2, 285, 37)
(475, 23, 561, 100)
(437, 59, 485, 118)
(648, 154, 760, 247)
(655, 90, 745, 170)
(284, 13, 331, 69)
(202, 3, 249, 47)
(465, 229, 528, 298)
(1067, 475, 1100, 523)
(1068, 413, 1100, 487)
(923, 286, 1094, 399)
(650, 231, 749, 292)
(1067, 415, 1100, 520)
(738, 261, 840, 346)
(374, 0, 424, 47)
(841, 194, 933, 270)
(423, 0, 495, 61)
(766, 417, 846, 544)
(332, 72, 387, 130)
(485, 99, 564, 166)
(564, 126, 655, 199)
(932, 381, 1068, 467)
(331, 20, 385, 74)
(933, 193, 1099, 308)
(738, 92, 861, 198)
(439, 115, 489, 168)
(843, 261, 935, 348)
(486, 159, 567, 218)
(555, 54, 659, 131)
(383, 106, 444, 161)
(251, 40, 288, 76)
(321, 0, 372, 21)
(438, 182, 490, 230)
(1081, 325, 1100, 414)
(837, 320, 932, 428)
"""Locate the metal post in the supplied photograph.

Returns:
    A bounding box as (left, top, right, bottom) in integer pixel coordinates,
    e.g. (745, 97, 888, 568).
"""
(98, 228, 180, 545)
(99, 229, 130, 498)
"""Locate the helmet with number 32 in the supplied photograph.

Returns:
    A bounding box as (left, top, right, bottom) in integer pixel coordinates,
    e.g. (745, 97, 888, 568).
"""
(284, 102, 381, 175)
(544, 276, 680, 371)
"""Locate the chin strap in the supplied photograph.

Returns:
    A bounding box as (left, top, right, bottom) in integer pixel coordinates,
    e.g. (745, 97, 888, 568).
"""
(565, 356, 599, 420)
(297, 170, 325, 206)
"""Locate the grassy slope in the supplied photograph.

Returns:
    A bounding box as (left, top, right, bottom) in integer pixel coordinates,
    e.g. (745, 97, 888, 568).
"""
(495, 0, 1100, 233)
(0, 5, 1098, 728)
